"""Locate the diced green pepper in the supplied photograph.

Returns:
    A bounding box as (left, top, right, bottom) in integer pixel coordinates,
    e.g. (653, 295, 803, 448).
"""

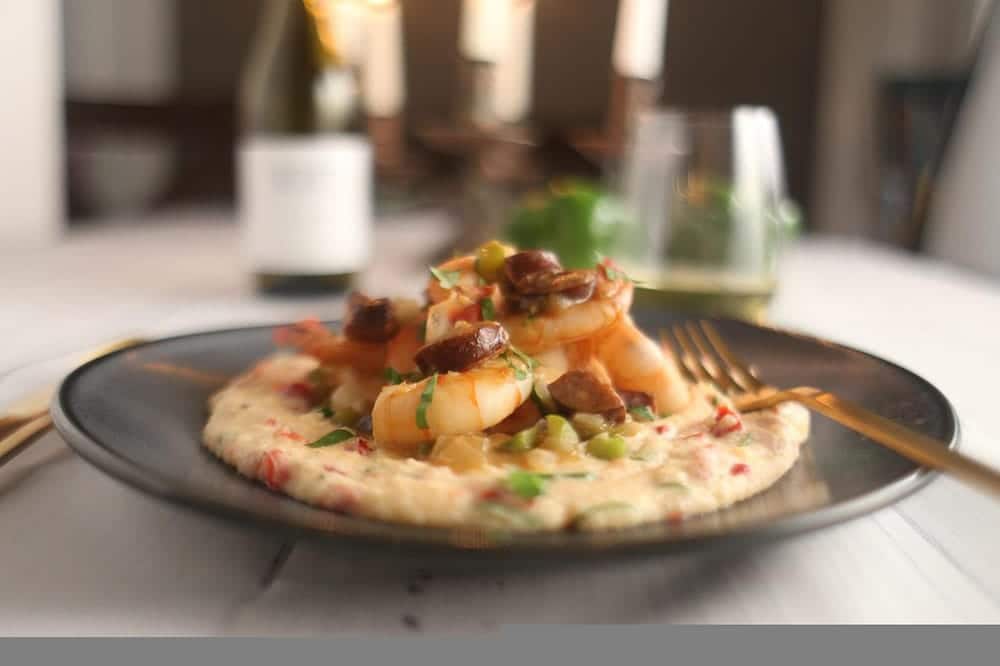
(505, 424, 539, 452)
(586, 432, 628, 460)
(541, 414, 580, 453)
(571, 413, 609, 439)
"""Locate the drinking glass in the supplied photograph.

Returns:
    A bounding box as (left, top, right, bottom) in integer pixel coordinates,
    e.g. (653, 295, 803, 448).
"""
(611, 108, 800, 321)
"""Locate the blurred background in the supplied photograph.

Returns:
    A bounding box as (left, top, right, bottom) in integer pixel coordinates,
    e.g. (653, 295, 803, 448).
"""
(2, 0, 997, 292)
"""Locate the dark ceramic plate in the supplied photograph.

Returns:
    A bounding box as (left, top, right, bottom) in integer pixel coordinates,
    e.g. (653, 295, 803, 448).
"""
(51, 311, 958, 560)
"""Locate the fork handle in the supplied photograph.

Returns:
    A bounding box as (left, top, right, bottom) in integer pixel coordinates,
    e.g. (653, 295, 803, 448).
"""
(0, 413, 53, 468)
(802, 392, 1000, 498)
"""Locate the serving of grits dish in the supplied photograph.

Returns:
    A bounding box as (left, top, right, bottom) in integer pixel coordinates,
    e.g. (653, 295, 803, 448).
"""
(203, 242, 809, 531)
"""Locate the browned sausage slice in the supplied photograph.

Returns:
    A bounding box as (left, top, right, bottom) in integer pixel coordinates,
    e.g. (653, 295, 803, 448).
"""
(414, 321, 510, 374)
(548, 370, 627, 423)
(343, 292, 400, 343)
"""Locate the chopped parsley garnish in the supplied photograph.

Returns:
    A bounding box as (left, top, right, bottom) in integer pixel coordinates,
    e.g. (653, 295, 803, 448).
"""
(738, 433, 754, 446)
(658, 481, 688, 491)
(510, 346, 538, 371)
(317, 406, 335, 419)
(383, 367, 403, 385)
(629, 405, 656, 422)
(307, 428, 355, 448)
(415, 373, 438, 429)
(480, 296, 496, 321)
(429, 266, 461, 290)
(501, 352, 530, 380)
(507, 470, 547, 499)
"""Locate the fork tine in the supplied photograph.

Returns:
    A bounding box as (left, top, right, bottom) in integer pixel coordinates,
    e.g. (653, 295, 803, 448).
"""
(698, 321, 767, 392)
(660, 330, 699, 384)
(683, 321, 739, 393)
(671, 324, 716, 386)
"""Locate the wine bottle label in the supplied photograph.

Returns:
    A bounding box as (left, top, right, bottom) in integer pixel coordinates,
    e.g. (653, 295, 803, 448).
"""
(239, 135, 372, 274)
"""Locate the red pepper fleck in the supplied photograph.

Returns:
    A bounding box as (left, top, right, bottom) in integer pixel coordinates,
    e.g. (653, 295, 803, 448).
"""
(323, 464, 346, 475)
(666, 511, 685, 525)
(681, 431, 705, 440)
(730, 463, 750, 476)
(450, 303, 482, 324)
(264, 417, 278, 427)
(277, 428, 304, 441)
(711, 405, 743, 437)
(655, 424, 676, 436)
(356, 438, 374, 456)
(259, 450, 290, 490)
(480, 488, 504, 501)
(280, 381, 316, 405)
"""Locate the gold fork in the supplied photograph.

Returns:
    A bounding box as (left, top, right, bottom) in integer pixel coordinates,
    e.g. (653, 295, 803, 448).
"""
(662, 321, 1000, 499)
(0, 337, 146, 467)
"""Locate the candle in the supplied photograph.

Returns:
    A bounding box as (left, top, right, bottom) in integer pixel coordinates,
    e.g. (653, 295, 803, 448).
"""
(331, 0, 367, 66)
(362, 0, 405, 117)
(492, 0, 535, 124)
(460, 0, 510, 63)
(612, 0, 669, 80)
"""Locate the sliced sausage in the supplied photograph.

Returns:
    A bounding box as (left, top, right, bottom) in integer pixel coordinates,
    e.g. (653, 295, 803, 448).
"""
(503, 250, 563, 292)
(548, 370, 627, 423)
(414, 321, 510, 374)
(343, 292, 400, 343)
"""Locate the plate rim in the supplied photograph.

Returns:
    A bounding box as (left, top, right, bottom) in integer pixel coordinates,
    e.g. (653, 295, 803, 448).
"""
(49, 319, 961, 559)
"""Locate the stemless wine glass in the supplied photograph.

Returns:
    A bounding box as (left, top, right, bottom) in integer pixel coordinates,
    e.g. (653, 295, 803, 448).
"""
(611, 108, 800, 322)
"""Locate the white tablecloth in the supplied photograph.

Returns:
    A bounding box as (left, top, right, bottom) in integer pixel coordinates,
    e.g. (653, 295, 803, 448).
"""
(2, 210, 999, 633)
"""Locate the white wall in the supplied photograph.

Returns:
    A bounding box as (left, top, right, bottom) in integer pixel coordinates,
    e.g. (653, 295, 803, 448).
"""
(810, 0, 987, 238)
(0, 0, 63, 249)
(926, 10, 1000, 278)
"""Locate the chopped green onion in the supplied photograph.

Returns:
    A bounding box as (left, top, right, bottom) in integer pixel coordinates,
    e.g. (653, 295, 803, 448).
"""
(507, 470, 547, 499)
(629, 405, 656, 422)
(738, 433, 754, 446)
(317, 406, 335, 419)
(658, 481, 688, 491)
(480, 296, 496, 321)
(383, 367, 404, 385)
(429, 266, 461, 289)
(415, 373, 438, 429)
(307, 428, 355, 448)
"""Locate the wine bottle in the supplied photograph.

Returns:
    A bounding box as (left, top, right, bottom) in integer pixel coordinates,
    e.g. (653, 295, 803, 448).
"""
(238, 0, 372, 295)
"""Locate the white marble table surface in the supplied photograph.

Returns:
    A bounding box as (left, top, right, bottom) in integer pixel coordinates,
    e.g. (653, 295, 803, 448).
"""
(2, 210, 1000, 634)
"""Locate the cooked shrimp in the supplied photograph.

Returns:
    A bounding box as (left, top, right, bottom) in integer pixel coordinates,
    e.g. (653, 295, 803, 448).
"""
(426, 256, 481, 304)
(593, 315, 691, 414)
(501, 278, 633, 354)
(372, 357, 533, 452)
(273, 319, 386, 373)
(385, 321, 424, 374)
